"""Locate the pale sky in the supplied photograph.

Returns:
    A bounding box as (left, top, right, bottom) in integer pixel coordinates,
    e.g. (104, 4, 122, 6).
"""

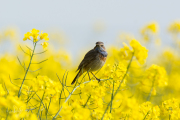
(0, 0, 180, 59)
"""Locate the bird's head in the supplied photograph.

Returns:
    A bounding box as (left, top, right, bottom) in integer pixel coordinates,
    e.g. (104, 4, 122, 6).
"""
(94, 41, 106, 52)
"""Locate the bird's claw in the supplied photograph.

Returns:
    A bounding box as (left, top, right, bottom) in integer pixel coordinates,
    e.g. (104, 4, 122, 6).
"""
(96, 78, 100, 83)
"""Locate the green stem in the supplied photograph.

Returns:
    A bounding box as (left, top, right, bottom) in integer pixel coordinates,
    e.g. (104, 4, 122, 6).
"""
(52, 81, 91, 120)
(52, 78, 111, 120)
(83, 95, 91, 107)
(46, 97, 52, 120)
(37, 90, 46, 117)
(110, 80, 115, 113)
(147, 72, 157, 101)
(18, 42, 37, 97)
(169, 114, 171, 120)
(26, 91, 37, 104)
(6, 108, 9, 120)
(143, 110, 150, 120)
(101, 53, 134, 120)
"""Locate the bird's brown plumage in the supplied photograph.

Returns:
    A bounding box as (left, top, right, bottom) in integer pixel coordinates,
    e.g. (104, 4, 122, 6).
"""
(71, 42, 107, 85)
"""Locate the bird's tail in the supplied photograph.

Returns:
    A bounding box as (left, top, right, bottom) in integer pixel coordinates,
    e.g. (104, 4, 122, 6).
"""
(71, 70, 83, 85)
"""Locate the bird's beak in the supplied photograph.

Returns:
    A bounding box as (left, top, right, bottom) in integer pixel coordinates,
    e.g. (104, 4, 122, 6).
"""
(94, 45, 100, 51)
(98, 45, 102, 51)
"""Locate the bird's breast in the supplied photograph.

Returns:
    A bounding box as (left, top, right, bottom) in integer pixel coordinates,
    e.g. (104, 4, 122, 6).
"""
(99, 51, 108, 57)
(99, 54, 107, 62)
(84, 50, 107, 72)
(87, 54, 105, 72)
(99, 50, 107, 62)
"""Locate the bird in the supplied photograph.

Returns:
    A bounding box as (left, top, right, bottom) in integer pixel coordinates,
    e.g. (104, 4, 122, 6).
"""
(71, 41, 108, 85)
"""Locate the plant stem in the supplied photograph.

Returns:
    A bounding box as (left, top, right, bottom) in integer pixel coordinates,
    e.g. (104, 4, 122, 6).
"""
(147, 72, 157, 101)
(110, 80, 115, 113)
(143, 110, 150, 120)
(6, 108, 9, 120)
(101, 53, 134, 120)
(169, 114, 171, 120)
(52, 78, 111, 120)
(18, 42, 37, 98)
(37, 90, 46, 117)
(46, 97, 52, 120)
(83, 95, 91, 107)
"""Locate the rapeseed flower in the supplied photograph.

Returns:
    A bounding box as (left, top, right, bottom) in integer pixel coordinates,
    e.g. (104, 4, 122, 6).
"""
(0, 84, 6, 96)
(168, 21, 180, 34)
(141, 22, 158, 34)
(141, 22, 159, 42)
(23, 28, 49, 45)
(23, 32, 31, 41)
(143, 64, 168, 87)
(1, 24, 180, 120)
(139, 101, 160, 119)
(161, 98, 180, 119)
(41, 42, 49, 50)
(119, 42, 133, 60)
(130, 39, 148, 64)
(40, 31, 49, 41)
(30, 28, 39, 42)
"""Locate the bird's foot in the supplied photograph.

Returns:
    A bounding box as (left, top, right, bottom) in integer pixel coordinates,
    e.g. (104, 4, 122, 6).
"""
(96, 78, 101, 83)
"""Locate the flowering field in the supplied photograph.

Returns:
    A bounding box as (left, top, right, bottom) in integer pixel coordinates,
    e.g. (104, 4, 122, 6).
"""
(0, 22, 180, 120)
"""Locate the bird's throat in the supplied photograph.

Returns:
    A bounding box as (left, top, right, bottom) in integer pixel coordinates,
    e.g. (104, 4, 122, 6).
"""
(99, 51, 108, 57)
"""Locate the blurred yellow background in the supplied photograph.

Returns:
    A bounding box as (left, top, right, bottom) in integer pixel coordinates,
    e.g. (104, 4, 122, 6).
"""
(1, 1, 180, 120)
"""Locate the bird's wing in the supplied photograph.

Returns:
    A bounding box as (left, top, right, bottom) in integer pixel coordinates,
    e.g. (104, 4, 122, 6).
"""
(77, 49, 98, 71)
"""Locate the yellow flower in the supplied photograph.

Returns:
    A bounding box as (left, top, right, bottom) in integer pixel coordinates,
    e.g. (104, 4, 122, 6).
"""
(41, 42, 49, 50)
(29, 114, 38, 120)
(141, 22, 159, 42)
(0, 84, 6, 96)
(139, 64, 168, 97)
(168, 21, 180, 34)
(145, 64, 168, 87)
(91, 108, 104, 119)
(147, 22, 158, 33)
(161, 98, 179, 119)
(30, 28, 39, 42)
(40, 31, 49, 41)
(141, 22, 158, 34)
(0, 97, 7, 107)
(152, 105, 160, 118)
(23, 28, 49, 43)
(60, 103, 73, 120)
(119, 42, 133, 60)
(23, 32, 31, 41)
(139, 101, 160, 119)
(130, 39, 148, 64)
(104, 113, 113, 120)
(117, 39, 148, 64)
(73, 107, 90, 120)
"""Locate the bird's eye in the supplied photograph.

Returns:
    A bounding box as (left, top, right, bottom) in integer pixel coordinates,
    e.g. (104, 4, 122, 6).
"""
(101, 45, 103, 47)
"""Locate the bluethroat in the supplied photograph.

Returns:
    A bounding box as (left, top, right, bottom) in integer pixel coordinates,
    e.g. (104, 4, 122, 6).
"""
(71, 41, 108, 85)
